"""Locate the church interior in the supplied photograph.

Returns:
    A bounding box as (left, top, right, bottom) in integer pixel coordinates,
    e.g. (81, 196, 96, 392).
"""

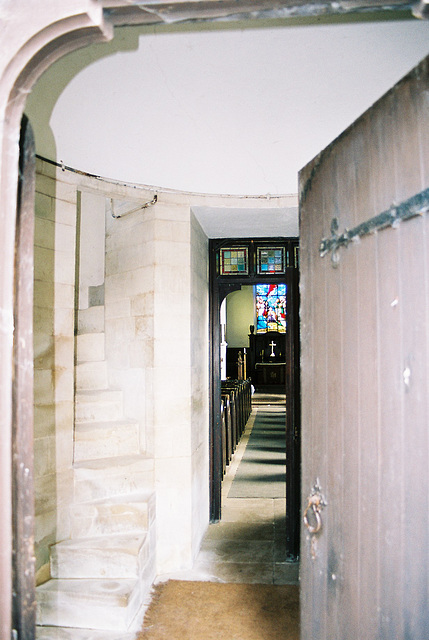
(2, 2, 429, 638)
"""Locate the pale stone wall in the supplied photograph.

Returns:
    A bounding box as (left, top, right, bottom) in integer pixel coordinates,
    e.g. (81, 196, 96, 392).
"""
(151, 199, 194, 572)
(104, 196, 156, 456)
(78, 191, 106, 310)
(105, 196, 210, 574)
(32, 160, 294, 583)
(32, 161, 212, 581)
(33, 160, 77, 580)
(190, 212, 210, 559)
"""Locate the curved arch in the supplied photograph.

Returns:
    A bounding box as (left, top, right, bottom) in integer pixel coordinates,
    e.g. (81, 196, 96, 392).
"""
(0, 4, 113, 636)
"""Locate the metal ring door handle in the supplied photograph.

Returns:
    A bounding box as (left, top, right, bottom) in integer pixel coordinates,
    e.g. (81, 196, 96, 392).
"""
(303, 499, 322, 534)
(303, 483, 327, 534)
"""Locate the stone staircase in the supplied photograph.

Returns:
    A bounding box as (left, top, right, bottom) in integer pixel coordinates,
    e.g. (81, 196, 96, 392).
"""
(36, 306, 156, 637)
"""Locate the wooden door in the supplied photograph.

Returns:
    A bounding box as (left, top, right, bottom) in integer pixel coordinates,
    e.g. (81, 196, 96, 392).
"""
(300, 56, 429, 639)
(12, 115, 36, 638)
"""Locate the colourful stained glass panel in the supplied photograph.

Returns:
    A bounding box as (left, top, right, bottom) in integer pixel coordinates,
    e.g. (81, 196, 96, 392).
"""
(255, 283, 287, 333)
(257, 247, 285, 275)
(219, 247, 248, 275)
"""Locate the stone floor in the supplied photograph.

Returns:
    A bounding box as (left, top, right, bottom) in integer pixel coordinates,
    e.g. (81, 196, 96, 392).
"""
(157, 396, 299, 586)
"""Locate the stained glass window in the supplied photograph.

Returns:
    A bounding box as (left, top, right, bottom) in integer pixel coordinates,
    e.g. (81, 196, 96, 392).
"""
(219, 247, 248, 275)
(257, 247, 285, 275)
(255, 284, 287, 333)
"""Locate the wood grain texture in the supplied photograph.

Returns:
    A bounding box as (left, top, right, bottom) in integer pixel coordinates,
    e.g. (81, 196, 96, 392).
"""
(12, 116, 36, 639)
(300, 54, 429, 640)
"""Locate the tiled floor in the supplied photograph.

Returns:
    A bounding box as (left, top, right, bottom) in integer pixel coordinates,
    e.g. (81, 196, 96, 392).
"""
(158, 399, 299, 586)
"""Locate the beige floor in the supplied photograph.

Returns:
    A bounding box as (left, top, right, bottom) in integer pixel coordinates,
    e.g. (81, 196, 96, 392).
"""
(157, 404, 299, 586)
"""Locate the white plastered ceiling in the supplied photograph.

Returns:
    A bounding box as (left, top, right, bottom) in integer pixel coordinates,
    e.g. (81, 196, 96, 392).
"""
(26, 15, 429, 237)
(192, 205, 299, 238)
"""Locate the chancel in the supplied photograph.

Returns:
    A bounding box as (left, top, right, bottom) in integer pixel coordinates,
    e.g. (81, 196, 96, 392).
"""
(251, 331, 287, 386)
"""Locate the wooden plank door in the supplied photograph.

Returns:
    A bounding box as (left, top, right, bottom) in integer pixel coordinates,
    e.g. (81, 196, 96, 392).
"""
(299, 55, 429, 640)
(12, 115, 36, 638)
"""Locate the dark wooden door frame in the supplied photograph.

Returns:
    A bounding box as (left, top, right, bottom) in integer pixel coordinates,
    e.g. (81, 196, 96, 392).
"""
(285, 266, 301, 560)
(209, 238, 301, 560)
(12, 115, 36, 639)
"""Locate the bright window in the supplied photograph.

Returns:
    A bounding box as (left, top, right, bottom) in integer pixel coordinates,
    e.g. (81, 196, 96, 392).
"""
(255, 284, 287, 333)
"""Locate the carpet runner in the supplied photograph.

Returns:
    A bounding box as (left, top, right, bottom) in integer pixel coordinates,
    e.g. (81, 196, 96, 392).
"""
(228, 406, 286, 499)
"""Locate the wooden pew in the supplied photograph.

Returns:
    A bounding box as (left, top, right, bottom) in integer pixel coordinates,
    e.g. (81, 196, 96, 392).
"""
(220, 398, 227, 476)
(221, 379, 252, 461)
(220, 393, 232, 467)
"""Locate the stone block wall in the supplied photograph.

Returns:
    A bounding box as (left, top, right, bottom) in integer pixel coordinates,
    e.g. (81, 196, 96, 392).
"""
(33, 161, 293, 583)
(151, 199, 194, 572)
(190, 212, 209, 560)
(33, 162, 212, 582)
(104, 197, 156, 455)
(33, 160, 77, 581)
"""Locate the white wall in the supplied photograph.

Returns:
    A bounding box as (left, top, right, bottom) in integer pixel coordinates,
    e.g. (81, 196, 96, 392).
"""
(25, 19, 429, 196)
(226, 286, 254, 348)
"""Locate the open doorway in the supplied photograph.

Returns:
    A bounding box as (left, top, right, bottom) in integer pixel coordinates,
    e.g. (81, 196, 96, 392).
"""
(222, 284, 287, 499)
(4, 6, 428, 640)
(209, 238, 300, 562)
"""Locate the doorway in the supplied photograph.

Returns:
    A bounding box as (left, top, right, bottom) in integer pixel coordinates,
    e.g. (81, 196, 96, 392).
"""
(2, 7, 429, 640)
(209, 238, 300, 561)
(222, 284, 286, 502)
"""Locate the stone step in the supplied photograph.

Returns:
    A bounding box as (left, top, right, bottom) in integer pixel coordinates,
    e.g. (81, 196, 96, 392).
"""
(75, 361, 108, 391)
(74, 419, 139, 461)
(36, 626, 138, 639)
(76, 332, 105, 363)
(75, 389, 123, 423)
(74, 455, 154, 503)
(50, 534, 149, 580)
(78, 306, 104, 334)
(36, 578, 141, 631)
(70, 492, 155, 538)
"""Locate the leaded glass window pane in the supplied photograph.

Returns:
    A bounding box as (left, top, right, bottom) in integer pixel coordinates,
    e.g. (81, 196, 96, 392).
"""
(257, 247, 285, 275)
(219, 247, 249, 275)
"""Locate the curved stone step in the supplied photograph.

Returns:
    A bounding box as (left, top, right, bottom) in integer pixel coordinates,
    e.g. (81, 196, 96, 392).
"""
(75, 389, 123, 423)
(36, 627, 138, 639)
(36, 578, 141, 631)
(73, 455, 154, 502)
(75, 361, 108, 391)
(77, 306, 104, 335)
(74, 419, 139, 461)
(50, 533, 149, 579)
(37, 626, 138, 639)
(70, 492, 155, 538)
(76, 332, 105, 363)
